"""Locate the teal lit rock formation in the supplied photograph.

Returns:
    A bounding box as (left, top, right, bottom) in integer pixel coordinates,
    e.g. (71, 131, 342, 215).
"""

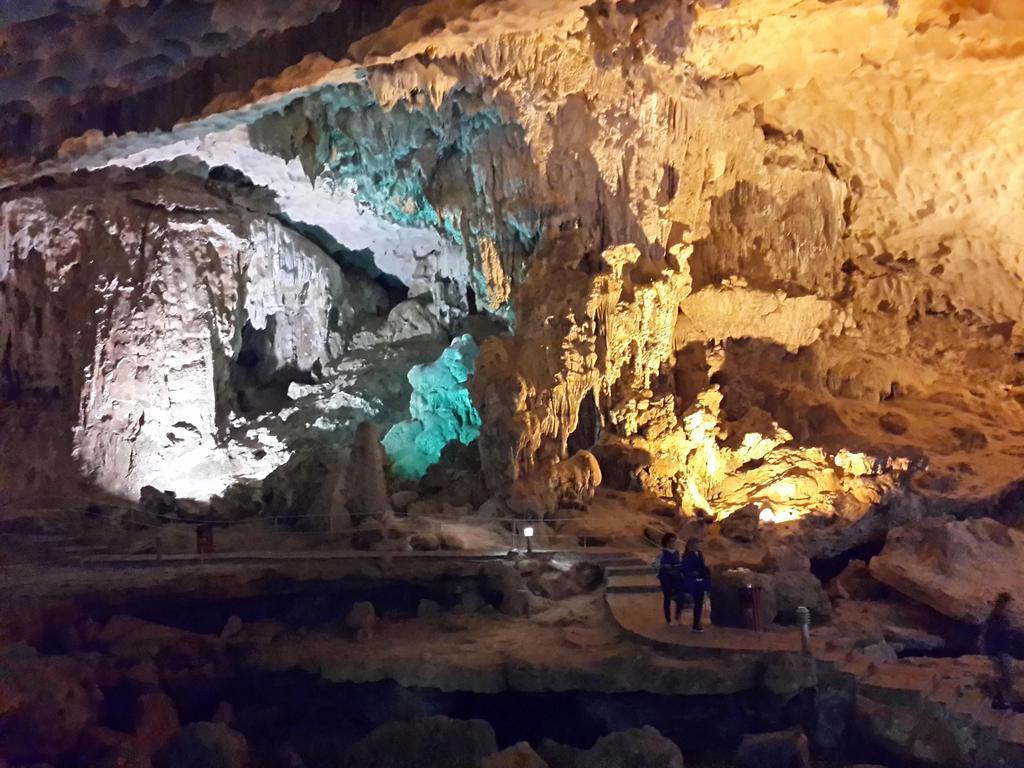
(248, 84, 543, 317)
(383, 334, 482, 479)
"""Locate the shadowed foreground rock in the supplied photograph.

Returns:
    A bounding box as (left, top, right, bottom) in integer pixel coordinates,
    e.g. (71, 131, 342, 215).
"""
(539, 726, 684, 768)
(344, 715, 498, 768)
(155, 722, 249, 768)
(0, 644, 101, 763)
(481, 742, 551, 768)
(735, 728, 811, 768)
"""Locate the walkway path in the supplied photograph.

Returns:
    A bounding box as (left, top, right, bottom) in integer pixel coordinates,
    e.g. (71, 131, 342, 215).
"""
(603, 556, 1024, 767)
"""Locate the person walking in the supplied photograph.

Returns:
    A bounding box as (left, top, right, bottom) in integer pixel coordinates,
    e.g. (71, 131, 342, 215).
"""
(982, 592, 1015, 710)
(653, 533, 684, 625)
(680, 537, 710, 632)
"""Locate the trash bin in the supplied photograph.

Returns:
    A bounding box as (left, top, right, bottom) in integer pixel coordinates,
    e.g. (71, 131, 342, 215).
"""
(196, 525, 214, 554)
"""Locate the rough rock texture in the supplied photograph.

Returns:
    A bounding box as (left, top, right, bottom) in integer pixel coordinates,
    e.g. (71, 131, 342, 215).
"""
(0, 171, 390, 502)
(870, 517, 1024, 629)
(134, 692, 181, 754)
(346, 422, 394, 526)
(345, 600, 378, 642)
(539, 727, 684, 768)
(481, 742, 550, 768)
(3, 0, 1024, 558)
(383, 334, 481, 479)
(0, 644, 101, 762)
(772, 569, 831, 625)
(827, 560, 885, 602)
(0, 0, 416, 157)
(735, 728, 811, 768)
(155, 722, 249, 768)
(344, 715, 498, 768)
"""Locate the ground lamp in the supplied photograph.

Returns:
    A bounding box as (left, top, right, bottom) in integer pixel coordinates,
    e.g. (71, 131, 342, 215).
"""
(523, 525, 534, 554)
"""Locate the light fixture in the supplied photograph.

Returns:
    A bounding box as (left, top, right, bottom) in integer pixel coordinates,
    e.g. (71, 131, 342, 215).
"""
(523, 525, 534, 554)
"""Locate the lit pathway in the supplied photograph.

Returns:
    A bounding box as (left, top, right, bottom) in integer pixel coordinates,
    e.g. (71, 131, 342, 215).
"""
(604, 557, 1024, 767)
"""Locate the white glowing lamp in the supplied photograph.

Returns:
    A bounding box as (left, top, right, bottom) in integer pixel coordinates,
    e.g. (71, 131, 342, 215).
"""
(523, 525, 534, 554)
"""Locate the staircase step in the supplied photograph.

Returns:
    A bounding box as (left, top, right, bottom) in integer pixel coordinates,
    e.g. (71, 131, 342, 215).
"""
(602, 589, 659, 602)
(586, 554, 645, 565)
(605, 565, 654, 577)
(606, 573, 661, 594)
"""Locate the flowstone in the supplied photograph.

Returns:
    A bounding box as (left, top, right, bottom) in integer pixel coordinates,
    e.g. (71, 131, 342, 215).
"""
(383, 334, 482, 479)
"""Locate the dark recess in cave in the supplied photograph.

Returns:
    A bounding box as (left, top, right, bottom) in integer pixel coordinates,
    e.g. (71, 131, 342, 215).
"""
(567, 390, 602, 456)
(230, 318, 317, 416)
(809, 539, 885, 583)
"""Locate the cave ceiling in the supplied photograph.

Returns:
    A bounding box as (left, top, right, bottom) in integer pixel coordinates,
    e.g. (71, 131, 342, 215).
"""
(2, 0, 1024, 513)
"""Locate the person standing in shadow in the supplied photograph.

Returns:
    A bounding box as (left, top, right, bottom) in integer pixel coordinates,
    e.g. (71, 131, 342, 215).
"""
(653, 533, 683, 625)
(681, 537, 711, 633)
(982, 592, 1015, 710)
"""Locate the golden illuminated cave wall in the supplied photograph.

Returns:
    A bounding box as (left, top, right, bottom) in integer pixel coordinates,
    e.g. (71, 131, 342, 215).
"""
(433, 0, 1024, 505)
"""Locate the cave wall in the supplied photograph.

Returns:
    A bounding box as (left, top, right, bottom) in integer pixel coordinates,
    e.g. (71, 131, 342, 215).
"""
(2, 0, 1024, 514)
(0, 171, 381, 500)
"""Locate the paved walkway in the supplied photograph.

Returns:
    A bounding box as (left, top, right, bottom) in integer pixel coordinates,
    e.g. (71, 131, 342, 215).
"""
(608, 591, 802, 653)
(603, 556, 1024, 765)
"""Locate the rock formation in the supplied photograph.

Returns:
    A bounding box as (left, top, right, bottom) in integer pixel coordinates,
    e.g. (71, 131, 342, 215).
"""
(870, 517, 1024, 630)
(1, 1, 1024, 563)
(347, 421, 395, 526)
(384, 333, 482, 479)
(344, 715, 498, 768)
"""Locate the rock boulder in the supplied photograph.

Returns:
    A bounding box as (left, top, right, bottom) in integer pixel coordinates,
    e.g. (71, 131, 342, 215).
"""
(133, 691, 180, 753)
(826, 559, 884, 601)
(735, 728, 811, 768)
(344, 715, 497, 768)
(870, 517, 1024, 627)
(345, 602, 377, 642)
(720, 504, 761, 542)
(772, 569, 831, 624)
(481, 742, 550, 768)
(540, 727, 683, 768)
(155, 722, 249, 768)
(0, 644, 101, 762)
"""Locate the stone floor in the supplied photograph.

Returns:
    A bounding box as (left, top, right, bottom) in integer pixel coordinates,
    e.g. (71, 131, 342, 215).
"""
(604, 556, 1024, 766)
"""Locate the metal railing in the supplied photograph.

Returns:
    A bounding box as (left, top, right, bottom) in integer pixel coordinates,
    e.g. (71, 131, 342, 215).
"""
(0, 499, 622, 568)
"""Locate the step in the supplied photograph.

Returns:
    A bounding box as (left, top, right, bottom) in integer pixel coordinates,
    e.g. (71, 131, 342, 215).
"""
(606, 573, 661, 594)
(605, 565, 655, 577)
(587, 554, 646, 566)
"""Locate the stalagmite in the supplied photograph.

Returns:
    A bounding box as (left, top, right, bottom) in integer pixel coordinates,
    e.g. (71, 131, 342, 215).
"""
(347, 421, 394, 526)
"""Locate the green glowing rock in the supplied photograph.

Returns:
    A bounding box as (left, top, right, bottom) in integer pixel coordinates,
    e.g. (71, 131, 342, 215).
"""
(383, 334, 482, 479)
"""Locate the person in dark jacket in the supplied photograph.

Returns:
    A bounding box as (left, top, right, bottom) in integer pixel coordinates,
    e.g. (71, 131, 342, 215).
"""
(982, 592, 1015, 710)
(653, 533, 683, 625)
(680, 537, 710, 632)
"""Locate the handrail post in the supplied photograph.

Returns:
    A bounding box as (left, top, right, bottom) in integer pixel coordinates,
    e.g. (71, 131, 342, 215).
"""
(796, 606, 811, 653)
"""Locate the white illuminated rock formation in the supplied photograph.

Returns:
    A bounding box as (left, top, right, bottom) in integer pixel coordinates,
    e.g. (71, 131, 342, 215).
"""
(0, 172, 389, 500)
